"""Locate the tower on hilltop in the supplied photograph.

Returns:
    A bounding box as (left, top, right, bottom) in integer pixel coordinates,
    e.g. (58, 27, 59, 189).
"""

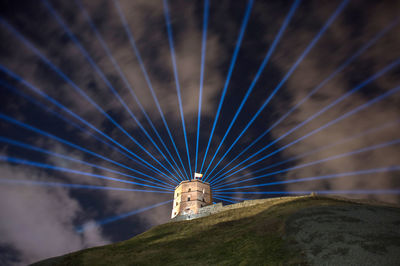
(171, 173, 212, 219)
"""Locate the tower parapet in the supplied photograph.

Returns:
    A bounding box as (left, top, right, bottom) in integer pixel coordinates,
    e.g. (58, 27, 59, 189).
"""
(171, 174, 212, 219)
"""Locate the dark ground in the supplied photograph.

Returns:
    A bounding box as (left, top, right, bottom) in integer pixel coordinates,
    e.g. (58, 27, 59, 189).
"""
(31, 195, 400, 265)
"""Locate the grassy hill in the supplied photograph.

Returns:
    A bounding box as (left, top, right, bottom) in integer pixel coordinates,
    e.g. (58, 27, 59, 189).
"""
(32, 195, 400, 265)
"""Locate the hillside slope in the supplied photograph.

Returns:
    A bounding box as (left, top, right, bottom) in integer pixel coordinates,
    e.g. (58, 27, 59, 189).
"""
(32, 196, 400, 265)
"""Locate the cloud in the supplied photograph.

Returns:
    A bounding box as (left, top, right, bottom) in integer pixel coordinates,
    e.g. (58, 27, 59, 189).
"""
(0, 164, 110, 265)
(0, 140, 173, 265)
(264, 1, 400, 203)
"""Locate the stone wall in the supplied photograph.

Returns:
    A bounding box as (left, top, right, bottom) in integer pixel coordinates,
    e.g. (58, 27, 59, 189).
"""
(171, 196, 310, 222)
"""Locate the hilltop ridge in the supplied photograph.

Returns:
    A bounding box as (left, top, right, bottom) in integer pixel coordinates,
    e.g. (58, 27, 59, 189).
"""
(32, 195, 400, 265)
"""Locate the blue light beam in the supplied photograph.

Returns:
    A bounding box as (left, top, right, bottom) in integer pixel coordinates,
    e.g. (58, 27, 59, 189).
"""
(113, 0, 190, 180)
(202, 0, 301, 181)
(0, 155, 174, 191)
(163, 0, 192, 179)
(214, 190, 400, 200)
(214, 189, 400, 195)
(213, 196, 238, 204)
(212, 61, 400, 185)
(0, 18, 173, 181)
(207, 16, 399, 182)
(213, 119, 400, 187)
(76, 199, 173, 233)
(0, 112, 177, 187)
(207, 0, 350, 182)
(215, 139, 400, 190)
(213, 166, 400, 191)
(212, 194, 253, 201)
(0, 78, 176, 185)
(199, 0, 254, 173)
(195, 0, 210, 175)
(42, 0, 180, 181)
(0, 136, 173, 189)
(0, 71, 177, 185)
(0, 178, 172, 193)
(73, 0, 186, 182)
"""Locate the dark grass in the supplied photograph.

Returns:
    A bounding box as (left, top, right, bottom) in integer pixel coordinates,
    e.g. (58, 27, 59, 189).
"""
(32, 196, 392, 266)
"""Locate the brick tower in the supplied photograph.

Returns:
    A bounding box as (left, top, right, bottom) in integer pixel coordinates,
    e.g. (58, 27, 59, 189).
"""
(171, 173, 212, 219)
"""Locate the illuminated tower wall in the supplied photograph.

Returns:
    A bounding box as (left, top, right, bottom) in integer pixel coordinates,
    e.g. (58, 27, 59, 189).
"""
(171, 179, 212, 219)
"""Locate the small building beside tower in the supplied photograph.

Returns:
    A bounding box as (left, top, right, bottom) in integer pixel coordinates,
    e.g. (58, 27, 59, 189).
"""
(171, 173, 212, 219)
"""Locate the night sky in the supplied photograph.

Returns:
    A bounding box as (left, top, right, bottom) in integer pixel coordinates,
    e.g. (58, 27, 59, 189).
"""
(0, 0, 399, 264)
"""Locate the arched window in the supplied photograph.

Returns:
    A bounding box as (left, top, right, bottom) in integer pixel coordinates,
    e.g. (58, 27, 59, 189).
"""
(176, 202, 178, 206)
(187, 197, 191, 201)
(188, 188, 191, 192)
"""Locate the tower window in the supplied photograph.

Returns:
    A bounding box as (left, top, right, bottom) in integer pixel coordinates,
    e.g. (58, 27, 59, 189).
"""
(187, 197, 190, 201)
(176, 202, 178, 206)
(188, 188, 191, 192)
